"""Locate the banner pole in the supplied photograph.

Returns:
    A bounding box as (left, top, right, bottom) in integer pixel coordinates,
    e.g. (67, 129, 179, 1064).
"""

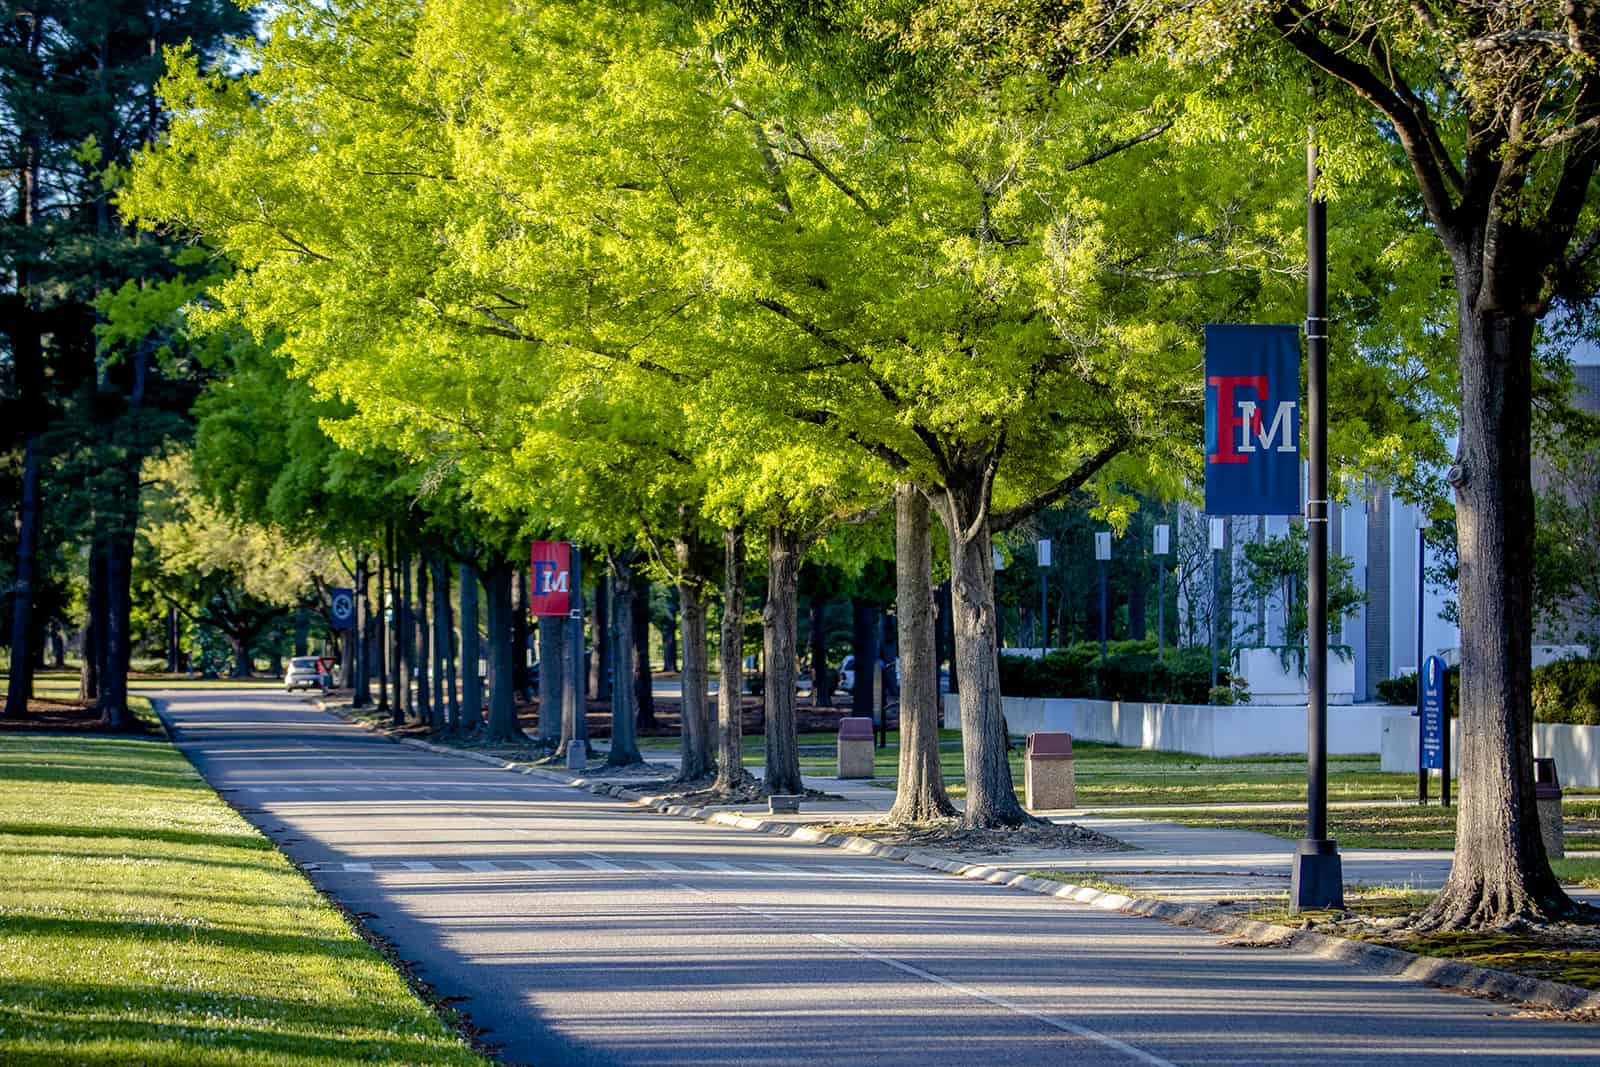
(1292, 124, 1343, 911)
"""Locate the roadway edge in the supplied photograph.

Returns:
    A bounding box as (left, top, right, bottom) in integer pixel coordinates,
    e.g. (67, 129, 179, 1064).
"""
(313, 705, 1600, 1017)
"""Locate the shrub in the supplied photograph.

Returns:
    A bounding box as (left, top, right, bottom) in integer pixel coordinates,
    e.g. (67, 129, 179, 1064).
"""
(1377, 668, 1460, 713)
(1532, 658, 1600, 726)
(1000, 641, 1223, 704)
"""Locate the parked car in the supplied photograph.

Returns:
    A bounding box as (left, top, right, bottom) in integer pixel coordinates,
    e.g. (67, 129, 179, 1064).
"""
(284, 656, 328, 692)
(837, 655, 899, 696)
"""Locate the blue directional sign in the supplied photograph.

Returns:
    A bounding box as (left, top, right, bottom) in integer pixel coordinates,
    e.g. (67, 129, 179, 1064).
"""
(1420, 655, 1447, 771)
(330, 588, 355, 631)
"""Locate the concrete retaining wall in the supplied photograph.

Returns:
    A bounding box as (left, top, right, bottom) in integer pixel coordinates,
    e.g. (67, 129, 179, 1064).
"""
(943, 694, 1392, 757)
(1380, 713, 1600, 789)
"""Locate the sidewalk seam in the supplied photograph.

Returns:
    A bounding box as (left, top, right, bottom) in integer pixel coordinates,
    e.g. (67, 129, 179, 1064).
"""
(319, 705, 1600, 1017)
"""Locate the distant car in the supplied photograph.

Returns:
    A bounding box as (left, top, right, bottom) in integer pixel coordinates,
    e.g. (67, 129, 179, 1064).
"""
(284, 656, 328, 692)
(837, 655, 899, 696)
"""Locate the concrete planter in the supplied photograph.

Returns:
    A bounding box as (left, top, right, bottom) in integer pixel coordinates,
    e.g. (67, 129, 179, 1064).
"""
(1233, 646, 1356, 706)
(944, 693, 1391, 758)
(1380, 713, 1600, 789)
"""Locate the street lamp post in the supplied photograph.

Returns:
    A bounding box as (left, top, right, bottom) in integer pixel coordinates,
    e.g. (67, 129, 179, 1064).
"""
(1209, 517, 1224, 690)
(1291, 127, 1343, 912)
(1095, 531, 1111, 663)
(1415, 511, 1432, 805)
(1037, 539, 1052, 652)
(1154, 524, 1170, 660)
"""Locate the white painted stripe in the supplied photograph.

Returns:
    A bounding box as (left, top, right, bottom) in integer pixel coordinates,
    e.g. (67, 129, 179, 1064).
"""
(755, 863, 808, 874)
(573, 858, 625, 872)
(641, 860, 687, 873)
(461, 861, 503, 872)
(517, 859, 561, 872)
(697, 861, 741, 872)
(401, 861, 439, 872)
(671, 883, 1179, 1067)
(343, 863, 373, 872)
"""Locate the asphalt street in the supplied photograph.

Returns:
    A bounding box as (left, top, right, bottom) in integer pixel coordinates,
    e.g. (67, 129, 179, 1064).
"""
(157, 688, 1600, 1067)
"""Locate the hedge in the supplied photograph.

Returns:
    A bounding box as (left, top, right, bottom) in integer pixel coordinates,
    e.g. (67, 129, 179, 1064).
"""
(1378, 658, 1600, 726)
(998, 641, 1220, 704)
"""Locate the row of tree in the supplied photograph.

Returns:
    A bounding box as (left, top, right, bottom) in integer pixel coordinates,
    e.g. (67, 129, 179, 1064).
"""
(8, 0, 1599, 932)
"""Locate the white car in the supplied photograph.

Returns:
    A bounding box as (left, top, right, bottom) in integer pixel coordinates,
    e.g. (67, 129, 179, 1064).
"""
(284, 657, 328, 692)
(837, 655, 899, 695)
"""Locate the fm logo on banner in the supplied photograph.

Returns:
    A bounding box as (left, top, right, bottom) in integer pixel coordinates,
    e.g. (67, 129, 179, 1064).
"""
(529, 541, 572, 617)
(1204, 323, 1302, 516)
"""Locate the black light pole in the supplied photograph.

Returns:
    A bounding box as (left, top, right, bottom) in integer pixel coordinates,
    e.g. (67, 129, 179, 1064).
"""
(1291, 127, 1343, 911)
(568, 543, 588, 762)
(1154, 523, 1170, 660)
(1416, 514, 1429, 806)
(1095, 532, 1110, 663)
(1210, 518, 1223, 690)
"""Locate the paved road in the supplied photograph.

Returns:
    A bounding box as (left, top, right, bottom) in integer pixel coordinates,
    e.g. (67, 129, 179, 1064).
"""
(156, 688, 1600, 1067)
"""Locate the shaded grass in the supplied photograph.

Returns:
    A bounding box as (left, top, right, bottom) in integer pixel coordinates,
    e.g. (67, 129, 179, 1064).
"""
(1134, 802, 1600, 851)
(0, 733, 489, 1066)
(1552, 858, 1600, 888)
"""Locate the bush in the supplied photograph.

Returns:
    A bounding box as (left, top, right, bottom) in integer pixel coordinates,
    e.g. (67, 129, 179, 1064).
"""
(1532, 658, 1600, 726)
(999, 640, 1222, 704)
(1377, 668, 1461, 713)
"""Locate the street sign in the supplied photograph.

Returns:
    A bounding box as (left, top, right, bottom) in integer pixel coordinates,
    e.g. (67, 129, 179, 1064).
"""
(330, 588, 355, 630)
(529, 541, 573, 616)
(1204, 323, 1302, 516)
(1094, 531, 1111, 561)
(1153, 524, 1170, 556)
(1037, 539, 1052, 567)
(1420, 655, 1447, 771)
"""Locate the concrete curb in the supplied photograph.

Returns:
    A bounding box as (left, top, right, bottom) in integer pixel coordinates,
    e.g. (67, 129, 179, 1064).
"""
(320, 704, 1600, 1016)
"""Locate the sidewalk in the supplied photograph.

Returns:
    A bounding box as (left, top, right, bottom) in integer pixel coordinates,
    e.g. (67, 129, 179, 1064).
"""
(591, 743, 1600, 905)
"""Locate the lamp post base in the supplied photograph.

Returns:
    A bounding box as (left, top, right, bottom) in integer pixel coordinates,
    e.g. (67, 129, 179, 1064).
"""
(1290, 838, 1343, 911)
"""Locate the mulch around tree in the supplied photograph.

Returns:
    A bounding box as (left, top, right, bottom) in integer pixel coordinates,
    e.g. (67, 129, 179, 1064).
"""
(0, 698, 160, 736)
(810, 818, 1134, 855)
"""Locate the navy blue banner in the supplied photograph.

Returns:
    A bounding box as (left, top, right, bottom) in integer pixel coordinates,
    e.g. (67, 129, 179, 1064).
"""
(1204, 324, 1302, 516)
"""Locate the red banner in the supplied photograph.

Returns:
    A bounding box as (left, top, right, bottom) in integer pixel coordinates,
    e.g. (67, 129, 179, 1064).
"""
(529, 541, 573, 616)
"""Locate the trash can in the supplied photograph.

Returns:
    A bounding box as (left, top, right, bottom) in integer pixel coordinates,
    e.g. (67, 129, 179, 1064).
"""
(837, 717, 875, 779)
(1535, 757, 1564, 860)
(1025, 732, 1076, 811)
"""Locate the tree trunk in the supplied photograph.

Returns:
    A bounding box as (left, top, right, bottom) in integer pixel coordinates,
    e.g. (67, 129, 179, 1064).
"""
(398, 548, 414, 721)
(98, 523, 136, 730)
(677, 539, 714, 780)
(513, 568, 532, 699)
(762, 527, 804, 795)
(459, 563, 481, 732)
(932, 458, 1032, 829)
(294, 606, 309, 657)
(593, 571, 611, 703)
(432, 557, 450, 729)
(714, 527, 752, 793)
(606, 553, 644, 767)
(662, 590, 679, 673)
(537, 615, 564, 745)
(851, 598, 877, 719)
(352, 552, 371, 708)
(80, 540, 106, 702)
(940, 580, 958, 694)
(3, 345, 43, 719)
(379, 533, 392, 718)
(484, 562, 523, 742)
(890, 484, 956, 822)
(634, 571, 656, 730)
(416, 556, 435, 727)
(810, 593, 833, 708)
(1415, 309, 1582, 929)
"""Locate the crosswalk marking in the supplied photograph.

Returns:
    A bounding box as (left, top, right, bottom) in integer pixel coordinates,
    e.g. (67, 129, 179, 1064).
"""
(698, 861, 741, 872)
(574, 858, 625, 872)
(311, 857, 941, 879)
(516, 859, 562, 872)
(461, 860, 502, 872)
(642, 860, 687, 872)
(401, 861, 439, 871)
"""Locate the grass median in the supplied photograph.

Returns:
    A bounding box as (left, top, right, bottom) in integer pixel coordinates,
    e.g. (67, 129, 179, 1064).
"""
(0, 730, 489, 1066)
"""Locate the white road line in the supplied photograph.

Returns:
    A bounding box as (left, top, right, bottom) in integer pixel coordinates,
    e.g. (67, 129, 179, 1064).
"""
(641, 860, 687, 873)
(343, 862, 373, 872)
(461, 861, 503, 872)
(755, 863, 808, 874)
(402, 861, 439, 872)
(516, 859, 561, 872)
(572, 858, 625, 872)
(670, 882, 1180, 1067)
(697, 861, 742, 872)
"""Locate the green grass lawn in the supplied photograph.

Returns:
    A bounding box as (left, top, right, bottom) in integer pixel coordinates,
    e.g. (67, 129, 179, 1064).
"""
(643, 728, 1432, 807)
(0, 732, 489, 1066)
(1129, 801, 1600, 852)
